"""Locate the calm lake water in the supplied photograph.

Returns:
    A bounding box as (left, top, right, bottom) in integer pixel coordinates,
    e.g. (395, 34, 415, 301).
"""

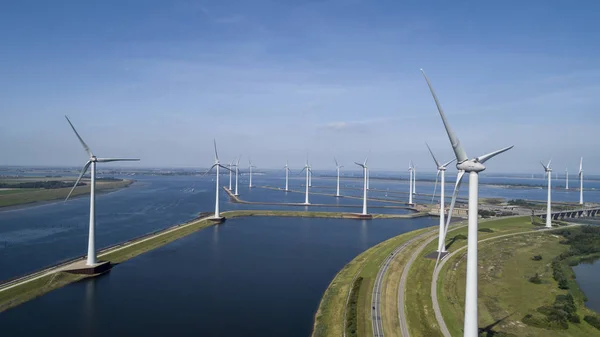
(0, 216, 433, 337)
(573, 260, 600, 313)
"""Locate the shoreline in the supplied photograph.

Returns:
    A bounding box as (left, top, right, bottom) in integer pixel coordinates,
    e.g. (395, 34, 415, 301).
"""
(0, 179, 135, 213)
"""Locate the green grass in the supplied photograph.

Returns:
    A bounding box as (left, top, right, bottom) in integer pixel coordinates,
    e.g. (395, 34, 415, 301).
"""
(438, 229, 600, 336)
(0, 272, 84, 312)
(0, 179, 133, 208)
(0, 189, 26, 195)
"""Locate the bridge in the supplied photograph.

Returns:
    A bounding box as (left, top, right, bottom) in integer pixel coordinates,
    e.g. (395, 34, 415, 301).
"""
(537, 207, 600, 221)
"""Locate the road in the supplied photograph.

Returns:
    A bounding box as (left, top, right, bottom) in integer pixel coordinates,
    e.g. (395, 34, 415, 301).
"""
(371, 230, 433, 337)
(430, 225, 580, 337)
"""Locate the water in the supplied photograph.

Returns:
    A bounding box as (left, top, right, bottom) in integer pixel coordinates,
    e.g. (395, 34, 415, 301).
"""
(0, 216, 434, 337)
(573, 260, 600, 313)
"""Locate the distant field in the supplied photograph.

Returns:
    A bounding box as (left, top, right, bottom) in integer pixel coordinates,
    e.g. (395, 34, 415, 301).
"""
(0, 178, 133, 208)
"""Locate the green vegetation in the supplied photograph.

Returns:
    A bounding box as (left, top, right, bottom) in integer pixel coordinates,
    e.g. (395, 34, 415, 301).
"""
(532, 254, 543, 261)
(0, 179, 132, 208)
(0, 180, 85, 189)
(479, 227, 494, 233)
(345, 277, 363, 337)
(529, 273, 542, 284)
(507, 199, 538, 207)
(584, 315, 600, 330)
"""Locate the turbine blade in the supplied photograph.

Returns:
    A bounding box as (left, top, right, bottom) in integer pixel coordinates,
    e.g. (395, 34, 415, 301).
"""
(435, 169, 465, 270)
(237, 156, 241, 165)
(200, 164, 218, 177)
(96, 158, 140, 163)
(213, 139, 219, 161)
(426, 142, 441, 168)
(432, 170, 440, 204)
(442, 158, 456, 167)
(420, 69, 468, 163)
(65, 161, 92, 201)
(65, 116, 93, 157)
(580, 157, 583, 173)
(540, 161, 548, 171)
(334, 157, 338, 167)
(354, 161, 365, 168)
(547, 158, 552, 169)
(475, 145, 514, 164)
(218, 164, 232, 172)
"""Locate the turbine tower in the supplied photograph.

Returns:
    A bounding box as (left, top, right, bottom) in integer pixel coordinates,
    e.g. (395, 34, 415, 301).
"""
(426, 143, 455, 253)
(366, 168, 370, 190)
(64, 116, 139, 266)
(283, 160, 291, 191)
(579, 157, 584, 205)
(565, 168, 568, 190)
(309, 168, 312, 187)
(234, 156, 241, 196)
(354, 156, 369, 215)
(413, 163, 416, 195)
(334, 157, 343, 197)
(422, 69, 513, 337)
(408, 161, 414, 205)
(201, 140, 231, 220)
(541, 159, 552, 228)
(301, 158, 312, 205)
(228, 160, 233, 190)
(249, 159, 257, 188)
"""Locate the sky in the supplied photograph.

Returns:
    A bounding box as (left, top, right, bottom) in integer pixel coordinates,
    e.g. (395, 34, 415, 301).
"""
(1, 0, 599, 174)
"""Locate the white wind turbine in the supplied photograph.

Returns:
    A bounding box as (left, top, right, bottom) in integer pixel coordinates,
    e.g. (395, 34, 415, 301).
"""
(579, 157, 584, 205)
(422, 69, 513, 337)
(249, 159, 257, 188)
(201, 140, 231, 220)
(565, 168, 569, 190)
(228, 160, 234, 190)
(234, 156, 241, 196)
(366, 168, 370, 190)
(408, 161, 414, 205)
(412, 162, 416, 195)
(283, 160, 291, 191)
(334, 157, 343, 197)
(541, 159, 553, 228)
(301, 158, 312, 205)
(308, 167, 312, 187)
(64, 116, 139, 266)
(426, 143, 455, 253)
(354, 156, 369, 215)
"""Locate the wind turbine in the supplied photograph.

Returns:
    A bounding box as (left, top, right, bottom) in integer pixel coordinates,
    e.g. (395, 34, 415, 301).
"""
(64, 116, 139, 266)
(565, 168, 569, 190)
(300, 158, 312, 205)
(412, 162, 416, 195)
(283, 160, 291, 191)
(249, 159, 257, 188)
(541, 159, 552, 228)
(366, 168, 370, 190)
(334, 157, 343, 197)
(354, 155, 369, 215)
(308, 167, 312, 187)
(234, 156, 241, 196)
(426, 143, 455, 253)
(408, 161, 414, 205)
(579, 157, 584, 205)
(422, 69, 513, 337)
(228, 160, 233, 190)
(201, 140, 231, 220)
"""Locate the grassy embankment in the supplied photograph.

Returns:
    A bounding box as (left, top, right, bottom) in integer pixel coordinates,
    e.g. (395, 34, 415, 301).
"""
(0, 178, 133, 208)
(435, 221, 600, 336)
(0, 209, 427, 313)
(311, 226, 438, 337)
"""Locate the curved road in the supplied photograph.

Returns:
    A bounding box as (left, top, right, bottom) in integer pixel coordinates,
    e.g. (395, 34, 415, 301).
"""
(430, 226, 580, 337)
(371, 230, 434, 337)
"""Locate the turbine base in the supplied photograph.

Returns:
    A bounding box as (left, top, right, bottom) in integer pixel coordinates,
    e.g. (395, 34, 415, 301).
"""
(209, 217, 226, 224)
(63, 260, 111, 275)
(348, 213, 373, 219)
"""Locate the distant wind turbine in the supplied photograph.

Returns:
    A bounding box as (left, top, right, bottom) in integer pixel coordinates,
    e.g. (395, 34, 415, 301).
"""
(301, 158, 312, 205)
(308, 167, 312, 187)
(283, 160, 291, 191)
(64, 116, 139, 266)
(541, 159, 553, 228)
(234, 156, 241, 196)
(228, 160, 233, 190)
(579, 157, 584, 205)
(249, 159, 256, 188)
(201, 140, 231, 220)
(565, 168, 569, 190)
(334, 157, 343, 197)
(408, 161, 414, 205)
(354, 155, 369, 215)
(426, 143, 455, 253)
(412, 162, 416, 195)
(422, 69, 513, 337)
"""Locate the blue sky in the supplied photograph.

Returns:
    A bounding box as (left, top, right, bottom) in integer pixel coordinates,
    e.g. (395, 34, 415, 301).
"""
(1, 0, 598, 174)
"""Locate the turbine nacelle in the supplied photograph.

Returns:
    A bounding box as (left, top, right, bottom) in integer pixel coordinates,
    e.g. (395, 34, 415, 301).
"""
(456, 160, 486, 173)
